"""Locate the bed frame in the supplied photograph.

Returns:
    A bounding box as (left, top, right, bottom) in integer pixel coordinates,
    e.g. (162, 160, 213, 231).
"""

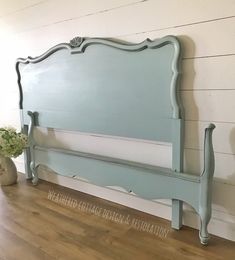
(16, 35, 215, 245)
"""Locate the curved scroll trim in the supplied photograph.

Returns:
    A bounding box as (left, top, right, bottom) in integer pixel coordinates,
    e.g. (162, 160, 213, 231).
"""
(16, 35, 182, 118)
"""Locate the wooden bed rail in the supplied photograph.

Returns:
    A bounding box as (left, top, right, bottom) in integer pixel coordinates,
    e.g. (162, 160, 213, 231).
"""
(27, 111, 215, 245)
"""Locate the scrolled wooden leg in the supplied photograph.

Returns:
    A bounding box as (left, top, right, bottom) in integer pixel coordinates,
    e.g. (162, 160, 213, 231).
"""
(199, 215, 210, 245)
(198, 124, 215, 245)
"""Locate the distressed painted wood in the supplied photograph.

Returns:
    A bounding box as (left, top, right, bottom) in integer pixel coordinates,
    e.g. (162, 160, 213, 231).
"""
(16, 36, 216, 244)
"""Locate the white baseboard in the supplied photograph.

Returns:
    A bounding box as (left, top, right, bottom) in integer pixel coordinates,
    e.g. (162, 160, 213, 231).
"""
(15, 160, 235, 242)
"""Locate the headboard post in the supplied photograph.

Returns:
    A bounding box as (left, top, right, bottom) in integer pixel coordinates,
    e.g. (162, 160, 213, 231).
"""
(171, 118, 184, 229)
(20, 110, 32, 179)
(170, 39, 184, 229)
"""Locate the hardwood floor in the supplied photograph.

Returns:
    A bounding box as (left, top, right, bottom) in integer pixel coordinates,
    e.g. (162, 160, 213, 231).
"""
(0, 173, 234, 260)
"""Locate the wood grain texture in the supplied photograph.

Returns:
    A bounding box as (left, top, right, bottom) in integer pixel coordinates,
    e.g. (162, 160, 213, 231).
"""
(0, 173, 234, 260)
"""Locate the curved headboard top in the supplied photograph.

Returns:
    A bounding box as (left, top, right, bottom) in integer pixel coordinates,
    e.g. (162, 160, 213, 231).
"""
(16, 36, 182, 143)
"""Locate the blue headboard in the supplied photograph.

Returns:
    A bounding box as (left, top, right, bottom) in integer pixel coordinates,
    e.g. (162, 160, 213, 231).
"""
(17, 36, 182, 144)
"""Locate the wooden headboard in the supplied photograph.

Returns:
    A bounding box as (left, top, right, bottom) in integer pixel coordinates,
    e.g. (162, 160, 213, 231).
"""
(17, 36, 181, 142)
(16, 36, 215, 245)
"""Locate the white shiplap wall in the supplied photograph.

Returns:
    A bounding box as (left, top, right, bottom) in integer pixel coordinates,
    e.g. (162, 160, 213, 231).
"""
(0, 0, 235, 241)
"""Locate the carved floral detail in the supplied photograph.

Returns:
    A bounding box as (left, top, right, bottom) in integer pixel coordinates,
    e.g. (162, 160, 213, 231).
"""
(70, 37, 84, 47)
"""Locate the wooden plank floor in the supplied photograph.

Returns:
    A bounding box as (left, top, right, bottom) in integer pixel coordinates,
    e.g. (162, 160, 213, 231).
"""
(0, 173, 234, 260)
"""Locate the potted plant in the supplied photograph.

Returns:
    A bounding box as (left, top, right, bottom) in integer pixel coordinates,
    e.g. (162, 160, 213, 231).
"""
(0, 127, 28, 185)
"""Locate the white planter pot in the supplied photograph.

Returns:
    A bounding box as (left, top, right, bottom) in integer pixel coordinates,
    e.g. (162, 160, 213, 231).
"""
(0, 155, 17, 186)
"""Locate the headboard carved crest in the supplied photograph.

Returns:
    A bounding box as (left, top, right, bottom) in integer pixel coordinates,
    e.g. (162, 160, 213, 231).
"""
(69, 36, 85, 47)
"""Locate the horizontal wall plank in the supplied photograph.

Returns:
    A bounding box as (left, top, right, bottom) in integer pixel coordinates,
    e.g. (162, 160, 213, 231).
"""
(184, 148, 235, 185)
(121, 17, 235, 58)
(2, 0, 235, 35)
(212, 181, 235, 216)
(182, 90, 235, 122)
(0, 0, 44, 17)
(33, 127, 172, 169)
(185, 121, 235, 155)
(12, 16, 235, 61)
(0, 0, 143, 33)
(181, 55, 235, 90)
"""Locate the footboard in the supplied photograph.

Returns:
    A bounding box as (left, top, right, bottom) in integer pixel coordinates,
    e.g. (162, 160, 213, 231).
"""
(16, 36, 215, 244)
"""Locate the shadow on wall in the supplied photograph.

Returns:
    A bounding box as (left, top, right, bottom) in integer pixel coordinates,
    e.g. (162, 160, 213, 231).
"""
(177, 35, 201, 175)
(228, 127, 235, 184)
